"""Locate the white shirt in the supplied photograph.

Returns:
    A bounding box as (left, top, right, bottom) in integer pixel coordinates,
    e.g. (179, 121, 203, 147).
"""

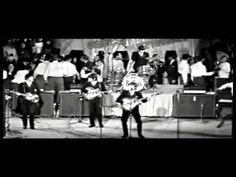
(11, 70, 29, 84)
(111, 59, 125, 73)
(218, 82, 233, 96)
(190, 61, 214, 80)
(178, 60, 190, 84)
(3, 70, 7, 79)
(44, 60, 65, 80)
(33, 61, 50, 78)
(218, 62, 231, 78)
(63, 61, 78, 77)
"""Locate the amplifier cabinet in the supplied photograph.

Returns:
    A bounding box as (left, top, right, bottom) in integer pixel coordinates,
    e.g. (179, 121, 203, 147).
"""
(173, 93, 216, 117)
(59, 93, 90, 117)
(40, 92, 54, 117)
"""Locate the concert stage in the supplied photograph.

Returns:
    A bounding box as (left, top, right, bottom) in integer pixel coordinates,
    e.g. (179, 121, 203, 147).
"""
(3, 117, 231, 139)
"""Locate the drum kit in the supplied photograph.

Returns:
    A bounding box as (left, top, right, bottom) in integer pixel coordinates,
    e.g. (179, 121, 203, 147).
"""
(108, 56, 164, 92)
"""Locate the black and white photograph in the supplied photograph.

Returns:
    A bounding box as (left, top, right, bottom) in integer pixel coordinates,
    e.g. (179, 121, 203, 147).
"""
(1, 38, 234, 139)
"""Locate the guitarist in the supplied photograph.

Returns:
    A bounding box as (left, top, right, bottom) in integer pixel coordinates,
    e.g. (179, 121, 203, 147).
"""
(116, 82, 147, 138)
(82, 73, 107, 128)
(16, 72, 43, 129)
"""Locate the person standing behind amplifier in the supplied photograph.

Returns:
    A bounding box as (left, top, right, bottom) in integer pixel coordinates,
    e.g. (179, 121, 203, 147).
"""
(216, 55, 231, 78)
(164, 51, 179, 85)
(44, 49, 65, 114)
(33, 54, 51, 90)
(62, 55, 80, 90)
(80, 55, 95, 84)
(130, 45, 149, 73)
(178, 54, 191, 86)
(190, 56, 214, 89)
(110, 52, 125, 84)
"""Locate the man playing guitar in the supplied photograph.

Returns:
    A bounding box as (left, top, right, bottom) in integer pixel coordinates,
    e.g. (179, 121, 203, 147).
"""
(15, 72, 43, 129)
(82, 73, 107, 128)
(116, 82, 148, 138)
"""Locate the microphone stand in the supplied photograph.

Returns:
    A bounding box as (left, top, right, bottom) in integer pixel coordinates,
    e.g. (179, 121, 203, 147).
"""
(128, 97, 133, 139)
(176, 91, 180, 139)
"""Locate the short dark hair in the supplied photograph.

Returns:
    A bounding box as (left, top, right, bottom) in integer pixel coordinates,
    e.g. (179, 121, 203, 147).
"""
(25, 72, 34, 80)
(64, 55, 72, 61)
(182, 54, 191, 60)
(88, 73, 98, 80)
(138, 45, 145, 51)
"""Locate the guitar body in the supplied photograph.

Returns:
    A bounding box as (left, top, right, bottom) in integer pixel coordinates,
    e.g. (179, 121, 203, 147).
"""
(122, 97, 141, 111)
(9, 91, 40, 103)
(121, 91, 162, 111)
(83, 87, 103, 101)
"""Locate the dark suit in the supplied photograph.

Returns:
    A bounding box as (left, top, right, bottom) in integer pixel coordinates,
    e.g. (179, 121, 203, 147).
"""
(17, 82, 43, 129)
(131, 51, 149, 72)
(116, 90, 147, 137)
(82, 80, 106, 126)
(165, 60, 178, 84)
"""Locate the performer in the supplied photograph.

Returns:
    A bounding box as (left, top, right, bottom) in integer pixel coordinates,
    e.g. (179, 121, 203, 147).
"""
(116, 82, 147, 138)
(130, 45, 150, 73)
(15, 72, 43, 129)
(82, 73, 107, 128)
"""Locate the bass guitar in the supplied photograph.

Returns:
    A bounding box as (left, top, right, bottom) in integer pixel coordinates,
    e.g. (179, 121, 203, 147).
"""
(9, 90, 39, 103)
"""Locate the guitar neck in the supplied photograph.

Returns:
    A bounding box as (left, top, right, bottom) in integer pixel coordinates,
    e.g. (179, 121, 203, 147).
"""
(10, 91, 27, 97)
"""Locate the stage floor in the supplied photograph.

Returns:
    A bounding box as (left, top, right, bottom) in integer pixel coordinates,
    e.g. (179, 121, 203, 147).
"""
(3, 116, 232, 139)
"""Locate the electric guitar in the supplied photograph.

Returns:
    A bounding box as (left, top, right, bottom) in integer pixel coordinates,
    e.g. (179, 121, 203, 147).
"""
(121, 91, 162, 111)
(9, 91, 39, 103)
(83, 87, 109, 100)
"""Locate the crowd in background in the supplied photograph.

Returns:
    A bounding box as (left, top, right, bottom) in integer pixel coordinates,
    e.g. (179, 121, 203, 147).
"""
(2, 39, 234, 112)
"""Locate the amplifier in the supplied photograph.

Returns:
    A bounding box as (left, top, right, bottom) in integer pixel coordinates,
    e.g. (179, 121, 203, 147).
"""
(40, 92, 54, 117)
(59, 92, 90, 117)
(173, 93, 216, 117)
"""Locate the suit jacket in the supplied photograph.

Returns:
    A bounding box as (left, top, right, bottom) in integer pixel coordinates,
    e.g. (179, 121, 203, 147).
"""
(131, 52, 149, 72)
(16, 82, 43, 115)
(165, 60, 178, 80)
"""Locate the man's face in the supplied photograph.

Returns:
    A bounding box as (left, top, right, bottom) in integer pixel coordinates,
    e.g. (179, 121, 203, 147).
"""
(139, 50, 144, 55)
(7, 56, 14, 61)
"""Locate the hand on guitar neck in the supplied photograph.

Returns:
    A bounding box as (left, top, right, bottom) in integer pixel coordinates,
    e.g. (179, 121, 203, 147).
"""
(8, 90, 39, 103)
(121, 92, 162, 111)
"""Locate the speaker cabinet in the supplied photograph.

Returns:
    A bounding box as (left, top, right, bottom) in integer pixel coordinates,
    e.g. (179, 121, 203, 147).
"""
(40, 92, 54, 117)
(173, 93, 216, 117)
(59, 92, 89, 117)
